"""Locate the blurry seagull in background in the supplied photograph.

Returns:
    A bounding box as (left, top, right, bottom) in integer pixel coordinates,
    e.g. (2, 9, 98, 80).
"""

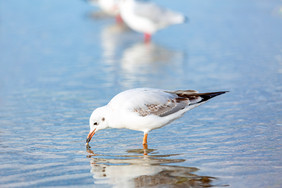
(86, 88, 227, 150)
(87, 0, 123, 22)
(119, 0, 187, 42)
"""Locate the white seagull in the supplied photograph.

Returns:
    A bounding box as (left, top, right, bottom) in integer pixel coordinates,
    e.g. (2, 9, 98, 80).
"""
(86, 88, 227, 148)
(119, 0, 187, 42)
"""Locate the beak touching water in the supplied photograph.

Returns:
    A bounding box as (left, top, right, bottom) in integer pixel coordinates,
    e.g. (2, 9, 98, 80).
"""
(86, 128, 96, 144)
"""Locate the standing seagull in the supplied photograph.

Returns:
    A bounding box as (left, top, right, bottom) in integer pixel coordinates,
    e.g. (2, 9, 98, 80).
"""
(86, 88, 227, 148)
(119, 0, 187, 42)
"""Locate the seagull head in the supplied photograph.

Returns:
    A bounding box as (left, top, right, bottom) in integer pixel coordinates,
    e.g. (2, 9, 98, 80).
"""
(86, 106, 109, 144)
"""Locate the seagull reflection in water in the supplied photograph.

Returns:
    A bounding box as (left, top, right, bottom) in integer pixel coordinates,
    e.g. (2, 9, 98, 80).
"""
(86, 148, 217, 187)
(121, 42, 184, 74)
(98, 22, 186, 88)
(120, 42, 185, 87)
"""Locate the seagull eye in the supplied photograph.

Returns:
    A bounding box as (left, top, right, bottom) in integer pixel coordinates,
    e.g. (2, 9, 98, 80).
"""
(93, 122, 98, 126)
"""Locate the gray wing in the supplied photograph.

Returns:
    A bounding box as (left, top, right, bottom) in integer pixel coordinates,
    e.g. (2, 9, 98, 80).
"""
(132, 89, 227, 117)
(133, 98, 189, 117)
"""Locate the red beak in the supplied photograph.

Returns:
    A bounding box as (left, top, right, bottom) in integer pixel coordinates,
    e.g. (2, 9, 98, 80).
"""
(86, 128, 96, 144)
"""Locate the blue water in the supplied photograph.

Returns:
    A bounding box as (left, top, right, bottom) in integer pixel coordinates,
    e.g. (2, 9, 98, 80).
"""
(0, 0, 281, 187)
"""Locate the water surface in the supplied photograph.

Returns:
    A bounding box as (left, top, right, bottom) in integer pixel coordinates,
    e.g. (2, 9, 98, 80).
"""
(0, 0, 281, 187)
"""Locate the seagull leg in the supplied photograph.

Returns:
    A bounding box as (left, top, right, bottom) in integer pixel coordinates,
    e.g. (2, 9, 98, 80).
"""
(144, 33, 151, 42)
(143, 133, 148, 145)
(143, 133, 148, 155)
(115, 14, 123, 23)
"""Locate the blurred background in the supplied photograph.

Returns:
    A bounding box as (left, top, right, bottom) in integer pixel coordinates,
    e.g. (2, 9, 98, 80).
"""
(0, 0, 281, 187)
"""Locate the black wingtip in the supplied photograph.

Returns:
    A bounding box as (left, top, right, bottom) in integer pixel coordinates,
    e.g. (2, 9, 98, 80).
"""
(199, 91, 228, 102)
(209, 91, 229, 97)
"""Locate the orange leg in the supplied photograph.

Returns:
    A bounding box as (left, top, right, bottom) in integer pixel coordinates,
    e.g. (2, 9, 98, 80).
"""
(143, 133, 148, 145)
(143, 133, 148, 155)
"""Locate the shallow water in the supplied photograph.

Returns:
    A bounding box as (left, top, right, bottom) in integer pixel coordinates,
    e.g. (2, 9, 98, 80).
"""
(0, 0, 282, 187)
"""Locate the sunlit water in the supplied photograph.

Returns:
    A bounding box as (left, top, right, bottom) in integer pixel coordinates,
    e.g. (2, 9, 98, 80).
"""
(0, 0, 282, 187)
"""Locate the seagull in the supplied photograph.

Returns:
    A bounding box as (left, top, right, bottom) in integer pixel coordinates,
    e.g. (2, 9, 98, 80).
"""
(118, 0, 187, 42)
(86, 88, 227, 148)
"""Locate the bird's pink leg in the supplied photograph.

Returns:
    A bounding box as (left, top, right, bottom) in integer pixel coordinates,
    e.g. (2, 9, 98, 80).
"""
(144, 33, 151, 42)
(115, 14, 123, 23)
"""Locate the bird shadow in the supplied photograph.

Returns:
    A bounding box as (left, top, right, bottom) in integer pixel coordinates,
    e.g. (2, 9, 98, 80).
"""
(86, 147, 227, 187)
